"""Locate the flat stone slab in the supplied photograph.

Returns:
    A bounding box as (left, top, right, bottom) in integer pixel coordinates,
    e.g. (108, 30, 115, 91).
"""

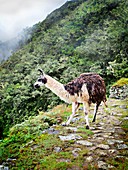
(107, 139, 124, 145)
(117, 144, 128, 150)
(76, 140, 93, 146)
(97, 144, 110, 150)
(59, 134, 82, 141)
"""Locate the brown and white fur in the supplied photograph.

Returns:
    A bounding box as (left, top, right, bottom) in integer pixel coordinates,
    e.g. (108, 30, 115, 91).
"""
(34, 69, 107, 129)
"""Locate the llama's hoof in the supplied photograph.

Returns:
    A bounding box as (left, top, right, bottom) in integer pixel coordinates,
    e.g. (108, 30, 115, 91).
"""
(61, 122, 67, 126)
(86, 125, 90, 129)
(92, 119, 95, 123)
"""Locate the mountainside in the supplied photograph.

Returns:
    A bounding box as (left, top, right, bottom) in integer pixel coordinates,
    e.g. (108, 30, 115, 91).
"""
(0, 0, 128, 137)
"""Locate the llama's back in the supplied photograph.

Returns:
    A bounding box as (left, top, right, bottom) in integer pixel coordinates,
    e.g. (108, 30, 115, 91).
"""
(64, 73, 107, 104)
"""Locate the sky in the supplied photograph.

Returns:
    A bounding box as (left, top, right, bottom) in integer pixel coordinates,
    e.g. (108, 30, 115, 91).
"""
(0, 0, 67, 42)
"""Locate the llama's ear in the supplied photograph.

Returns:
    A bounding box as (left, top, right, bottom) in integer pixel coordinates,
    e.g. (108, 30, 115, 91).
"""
(38, 69, 44, 75)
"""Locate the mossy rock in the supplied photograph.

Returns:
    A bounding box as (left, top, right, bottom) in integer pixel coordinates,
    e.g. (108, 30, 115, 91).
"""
(112, 78, 128, 87)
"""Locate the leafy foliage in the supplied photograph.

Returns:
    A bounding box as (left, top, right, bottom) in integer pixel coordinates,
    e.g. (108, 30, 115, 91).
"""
(0, 0, 128, 137)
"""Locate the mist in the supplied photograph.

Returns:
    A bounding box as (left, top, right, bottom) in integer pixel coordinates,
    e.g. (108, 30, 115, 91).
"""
(0, 0, 67, 42)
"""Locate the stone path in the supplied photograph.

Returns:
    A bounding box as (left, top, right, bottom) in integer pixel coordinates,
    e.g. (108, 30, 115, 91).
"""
(45, 99, 128, 169)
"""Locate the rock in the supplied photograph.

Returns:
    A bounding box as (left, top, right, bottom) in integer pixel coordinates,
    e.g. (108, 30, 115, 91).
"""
(119, 105, 127, 109)
(93, 132, 111, 138)
(98, 161, 108, 170)
(115, 155, 127, 161)
(3, 167, 9, 170)
(42, 127, 60, 135)
(57, 158, 70, 162)
(97, 144, 110, 150)
(0, 165, 4, 170)
(107, 139, 124, 145)
(96, 126, 104, 130)
(104, 128, 115, 133)
(76, 140, 93, 146)
(96, 150, 108, 156)
(54, 147, 62, 153)
(101, 133, 112, 138)
(0, 166, 9, 170)
(117, 144, 128, 150)
(92, 130, 102, 133)
(31, 144, 38, 150)
(71, 117, 81, 123)
(116, 113, 123, 116)
(48, 129, 60, 135)
(109, 149, 119, 154)
(108, 164, 115, 169)
(59, 134, 82, 141)
(123, 117, 128, 120)
(99, 122, 105, 126)
(89, 126, 96, 130)
(72, 148, 81, 157)
(86, 156, 93, 162)
(89, 146, 97, 151)
(6, 158, 16, 162)
(96, 137, 104, 141)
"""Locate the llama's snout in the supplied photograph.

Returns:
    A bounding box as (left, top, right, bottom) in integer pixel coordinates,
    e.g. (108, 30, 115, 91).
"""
(34, 83, 40, 88)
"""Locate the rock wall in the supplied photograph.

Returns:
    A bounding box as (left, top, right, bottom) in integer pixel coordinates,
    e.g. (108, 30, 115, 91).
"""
(109, 85, 128, 99)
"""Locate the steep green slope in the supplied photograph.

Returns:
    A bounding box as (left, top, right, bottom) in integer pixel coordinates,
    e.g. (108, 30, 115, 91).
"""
(0, 0, 128, 137)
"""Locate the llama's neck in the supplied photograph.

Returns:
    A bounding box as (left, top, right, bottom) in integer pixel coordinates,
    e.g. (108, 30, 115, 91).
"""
(45, 74, 71, 103)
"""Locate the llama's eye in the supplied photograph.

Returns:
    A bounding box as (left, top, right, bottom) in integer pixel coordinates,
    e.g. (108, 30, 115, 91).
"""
(38, 79, 42, 82)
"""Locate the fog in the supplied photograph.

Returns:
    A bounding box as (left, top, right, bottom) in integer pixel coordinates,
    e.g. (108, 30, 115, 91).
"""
(0, 0, 67, 42)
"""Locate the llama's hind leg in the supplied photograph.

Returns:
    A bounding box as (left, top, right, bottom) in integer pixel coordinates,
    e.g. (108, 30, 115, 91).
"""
(92, 102, 100, 122)
(83, 102, 90, 129)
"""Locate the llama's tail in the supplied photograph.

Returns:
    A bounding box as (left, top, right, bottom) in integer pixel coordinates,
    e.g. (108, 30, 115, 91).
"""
(103, 97, 107, 107)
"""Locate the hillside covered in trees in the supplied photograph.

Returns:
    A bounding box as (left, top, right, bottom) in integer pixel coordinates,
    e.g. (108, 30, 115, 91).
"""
(0, 0, 128, 137)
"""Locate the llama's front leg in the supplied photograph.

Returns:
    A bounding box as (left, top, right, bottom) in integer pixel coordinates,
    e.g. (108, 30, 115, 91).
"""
(83, 102, 90, 129)
(66, 102, 76, 126)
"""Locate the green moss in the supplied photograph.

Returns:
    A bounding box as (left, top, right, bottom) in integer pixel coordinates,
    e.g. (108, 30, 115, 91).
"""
(112, 78, 128, 87)
(77, 127, 93, 134)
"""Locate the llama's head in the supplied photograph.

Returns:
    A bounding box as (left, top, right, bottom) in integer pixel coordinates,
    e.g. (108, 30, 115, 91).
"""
(34, 69, 47, 88)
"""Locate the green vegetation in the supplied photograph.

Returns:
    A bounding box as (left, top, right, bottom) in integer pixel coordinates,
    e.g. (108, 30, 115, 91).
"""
(0, 0, 128, 138)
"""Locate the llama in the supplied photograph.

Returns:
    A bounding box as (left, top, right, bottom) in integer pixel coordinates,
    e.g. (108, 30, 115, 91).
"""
(34, 69, 107, 129)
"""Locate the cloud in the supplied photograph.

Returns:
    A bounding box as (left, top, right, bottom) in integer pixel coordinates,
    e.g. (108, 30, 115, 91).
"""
(0, 0, 67, 42)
